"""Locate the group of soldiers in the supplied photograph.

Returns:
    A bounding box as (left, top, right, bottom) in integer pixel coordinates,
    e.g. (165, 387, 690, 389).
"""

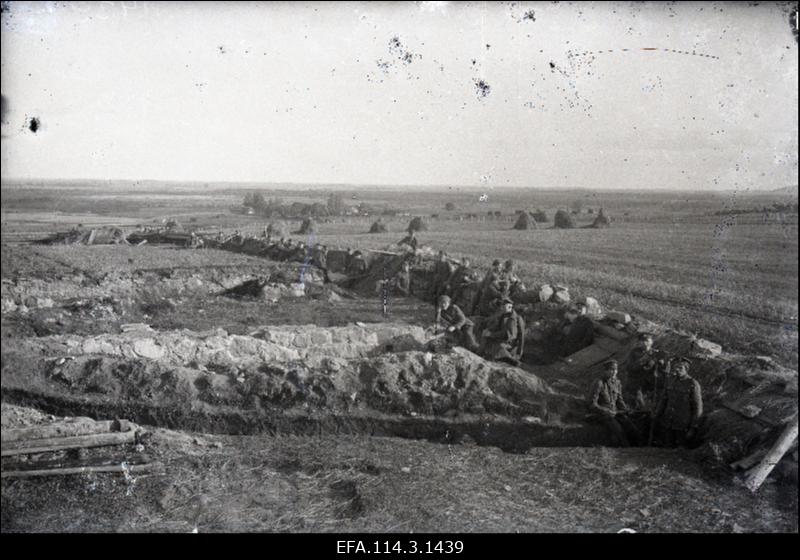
(588, 333, 704, 448)
(430, 254, 527, 366)
(215, 227, 703, 448)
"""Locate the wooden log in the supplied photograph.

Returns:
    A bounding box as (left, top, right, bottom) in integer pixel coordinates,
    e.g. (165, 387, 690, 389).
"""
(1, 431, 136, 457)
(1, 462, 157, 479)
(743, 412, 799, 492)
(2, 419, 131, 443)
(2, 453, 152, 473)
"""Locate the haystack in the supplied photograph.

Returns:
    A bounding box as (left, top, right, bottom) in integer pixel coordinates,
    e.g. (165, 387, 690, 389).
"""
(531, 209, 548, 222)
(266, 222, 288, 238)
(553, 209, 576, 229)
(513, 211, 537, 230)
(369, 220, 388, 234)
(407, 216, 427, 233)
(590, 208, 611, 228)
(295, 217, 317, 235)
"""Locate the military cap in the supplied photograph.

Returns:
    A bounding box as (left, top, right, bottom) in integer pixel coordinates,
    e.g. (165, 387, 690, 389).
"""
(638, 332, 654, 340)
(603, 359, 618, 369)
(492, 259, 501, 266)
(501, 296, 514, 305)
(438, 295, 451, 305)
(673, 357, 692, 367)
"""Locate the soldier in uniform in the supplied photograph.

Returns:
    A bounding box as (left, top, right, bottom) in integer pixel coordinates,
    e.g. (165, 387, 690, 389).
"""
(447, 257, 479, 310)
(435, 295, 480, 352)
(624, 333, 670, 410)
(432, 251, 457, 303)
(473, 259, 503, 315)
(392, 260, 412, 296)
(653, 357, 703, 447)
(398, 229, 419, 251)
(312, 243, 331, 283)
(480, 297, 525, 365)
(588, 359, 640, 447)
(346, 250, 367, 277)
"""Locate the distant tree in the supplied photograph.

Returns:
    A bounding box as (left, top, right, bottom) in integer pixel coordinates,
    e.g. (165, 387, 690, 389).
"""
(327, 192, 345, 216)
(251, 193, 267, 213)
(445, 201, 456, 211)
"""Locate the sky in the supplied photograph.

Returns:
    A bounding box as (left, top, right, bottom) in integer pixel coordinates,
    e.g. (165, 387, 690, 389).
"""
(0, 1, 797, 190)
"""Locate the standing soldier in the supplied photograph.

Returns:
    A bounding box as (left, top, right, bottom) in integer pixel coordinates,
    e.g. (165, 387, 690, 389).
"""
(588, 360, 640, 447)
(435, 295, 480, 352)
(398, 229, 419, 251)
(653, 357, 703, 447)
(624, 333, 670, 410)
(346, 250, 367, 277)
(432, 251, 457, 303)
(393, 260, 412, 296)
(312, 243, 331, 283)
(480, 297, 525, 365)
(473, 259, 503, 315)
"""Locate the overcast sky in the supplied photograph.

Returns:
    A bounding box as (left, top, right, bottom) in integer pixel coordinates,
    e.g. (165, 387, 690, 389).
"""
(1, 1, 797, 190)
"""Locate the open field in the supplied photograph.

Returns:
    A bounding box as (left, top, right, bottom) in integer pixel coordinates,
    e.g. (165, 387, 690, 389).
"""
(4, 183, 795, 367)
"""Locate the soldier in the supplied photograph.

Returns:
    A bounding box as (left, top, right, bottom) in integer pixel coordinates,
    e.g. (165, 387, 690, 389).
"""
(473, 259, 503, 315)
(435, 295, 480, 352)
(312, 243, 331, 283)
(346, 250, 367, 277)
(480, 297, 525, 365)
(432, 251, 457, 303)
(393, 260, 412, 296)
(588, 360, 641, 447)
(447, 257, 478, 308)
(398, 229, 418, 251)
(625, 333, 670, 410)
(559, 302, 595, 357)
(653, 357, 703, 447)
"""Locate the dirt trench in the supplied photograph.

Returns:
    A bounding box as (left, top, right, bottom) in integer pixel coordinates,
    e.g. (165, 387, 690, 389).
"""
(0, 323, 604, 453)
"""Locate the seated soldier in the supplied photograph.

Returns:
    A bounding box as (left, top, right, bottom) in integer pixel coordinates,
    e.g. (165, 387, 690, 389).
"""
(435, 295, 480, 352)
(480, 297, 525, 365)
(588, 360, 641, 447)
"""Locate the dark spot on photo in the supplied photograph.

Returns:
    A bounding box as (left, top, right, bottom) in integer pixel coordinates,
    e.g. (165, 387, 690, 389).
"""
(28, 116, 40, 133)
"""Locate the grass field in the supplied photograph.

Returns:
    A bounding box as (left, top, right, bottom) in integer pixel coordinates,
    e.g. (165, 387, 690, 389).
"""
(2, 182, 797, 367)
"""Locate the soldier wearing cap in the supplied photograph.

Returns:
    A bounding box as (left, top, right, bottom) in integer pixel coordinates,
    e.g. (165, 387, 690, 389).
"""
(346, 249, 367, 277)
(653, 357, 703, 447)
(589, 359, 640, 446)
(480, 296, 525, 365)
(625, 332, 670, 410)
(473, 259, 503, 315)
(432, 251, 457, 303)
(559, 302, 595, 356)
(435, 295, 480, 352)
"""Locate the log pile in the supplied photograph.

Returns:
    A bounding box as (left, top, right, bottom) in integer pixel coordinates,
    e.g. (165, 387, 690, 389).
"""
(1, 417, 156, 479)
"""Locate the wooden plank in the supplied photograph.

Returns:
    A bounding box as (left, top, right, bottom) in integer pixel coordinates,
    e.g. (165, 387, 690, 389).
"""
(1, 431, 136, 457)
(1, 462, 157, 479)
(2, 419, 130, 443)
(594, 336, 623, 353)
(562, 343, 614, 371)
(744, 413, 799, 492)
